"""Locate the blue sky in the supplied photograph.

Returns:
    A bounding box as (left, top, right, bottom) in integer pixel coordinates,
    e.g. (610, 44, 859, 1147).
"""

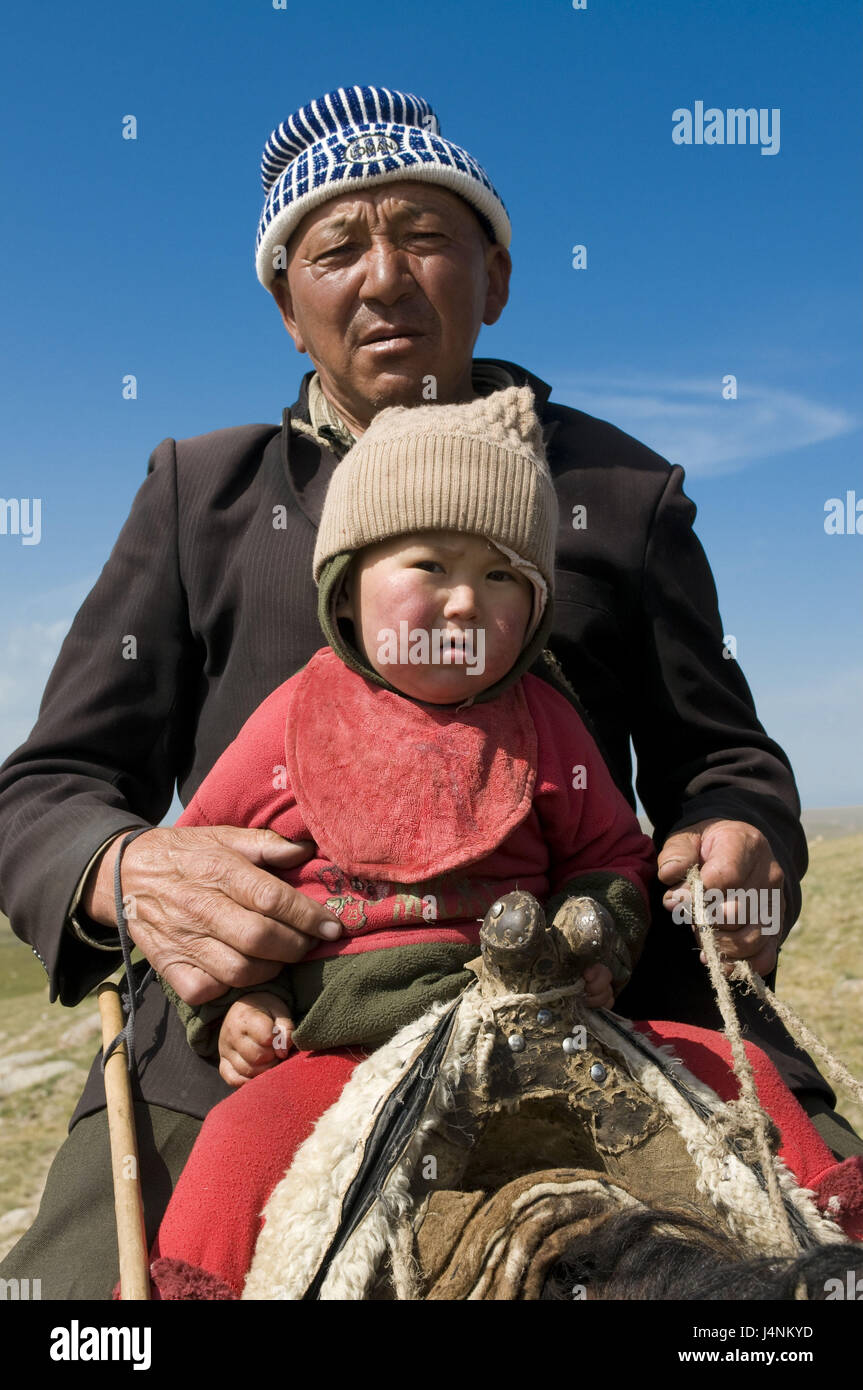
(0, 0, 860, 811)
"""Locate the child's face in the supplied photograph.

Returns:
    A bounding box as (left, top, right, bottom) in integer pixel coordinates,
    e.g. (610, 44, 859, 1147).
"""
(335, 530, 535, 703)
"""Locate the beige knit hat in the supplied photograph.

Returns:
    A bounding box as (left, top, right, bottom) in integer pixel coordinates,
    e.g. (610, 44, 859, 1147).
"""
(314, 384, 558, 639)
(313, 385, 558, 705)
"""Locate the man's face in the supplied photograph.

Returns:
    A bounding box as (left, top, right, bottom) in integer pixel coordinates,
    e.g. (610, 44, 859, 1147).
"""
(271, 181, 511, 432)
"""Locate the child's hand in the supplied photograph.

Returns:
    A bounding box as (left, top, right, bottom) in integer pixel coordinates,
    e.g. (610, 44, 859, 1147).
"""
(218, 992, 295, 1088)
(581, 963, 614, 1010)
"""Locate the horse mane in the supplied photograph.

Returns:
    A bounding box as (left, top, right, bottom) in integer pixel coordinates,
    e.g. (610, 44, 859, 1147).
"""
(539, 1205, 863, 1301)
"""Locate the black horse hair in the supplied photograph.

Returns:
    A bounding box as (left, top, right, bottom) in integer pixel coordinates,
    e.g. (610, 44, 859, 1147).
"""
(539, 1205, 863, 1301)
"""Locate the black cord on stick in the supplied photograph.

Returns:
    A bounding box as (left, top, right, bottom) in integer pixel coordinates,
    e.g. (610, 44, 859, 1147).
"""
(100, 828, 155, 1075)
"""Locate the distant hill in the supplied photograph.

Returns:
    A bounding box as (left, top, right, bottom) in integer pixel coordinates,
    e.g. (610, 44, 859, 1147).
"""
(637, 806, 863, 843)
(800, 806, 863, 840)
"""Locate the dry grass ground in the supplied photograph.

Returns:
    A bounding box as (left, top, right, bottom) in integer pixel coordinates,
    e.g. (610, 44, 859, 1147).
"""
(776, 832, 863, 1137)
(0, 939, 104, 1260)
(0, 831, 861, 1261)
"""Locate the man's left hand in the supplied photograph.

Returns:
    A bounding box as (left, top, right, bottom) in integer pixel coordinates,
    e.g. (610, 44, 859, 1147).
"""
(657, 819, 785, 977)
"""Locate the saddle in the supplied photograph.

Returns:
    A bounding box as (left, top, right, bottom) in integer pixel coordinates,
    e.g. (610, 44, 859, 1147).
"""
(241, 891, 849, 1300)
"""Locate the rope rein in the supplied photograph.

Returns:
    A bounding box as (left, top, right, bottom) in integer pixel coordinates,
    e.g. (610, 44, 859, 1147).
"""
(686, 867, 798, 1255)
(687, 864, 863, 1113)
(731, 962, 863, 1110)
(687, 861, 863, 1299)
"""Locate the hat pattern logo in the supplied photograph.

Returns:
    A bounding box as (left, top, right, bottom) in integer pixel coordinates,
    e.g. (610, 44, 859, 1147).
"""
(344, 133, 401, 163)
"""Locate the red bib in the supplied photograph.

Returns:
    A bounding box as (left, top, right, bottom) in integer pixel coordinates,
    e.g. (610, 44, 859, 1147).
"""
(284, 648, 537, 882)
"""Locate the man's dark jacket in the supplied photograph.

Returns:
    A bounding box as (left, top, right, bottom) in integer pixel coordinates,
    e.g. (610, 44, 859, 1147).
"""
(0, 360, 815, 1123)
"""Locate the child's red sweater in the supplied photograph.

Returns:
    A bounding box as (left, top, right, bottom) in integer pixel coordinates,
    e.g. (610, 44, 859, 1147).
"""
(174, 645, 656, 959)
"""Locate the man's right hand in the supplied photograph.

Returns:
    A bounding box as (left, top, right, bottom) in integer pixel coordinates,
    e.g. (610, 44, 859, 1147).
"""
(81, 826, 342, 1005)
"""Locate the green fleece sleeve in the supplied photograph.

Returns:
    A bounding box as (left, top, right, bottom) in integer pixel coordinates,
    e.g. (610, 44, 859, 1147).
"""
(158, 970, 297, 1059)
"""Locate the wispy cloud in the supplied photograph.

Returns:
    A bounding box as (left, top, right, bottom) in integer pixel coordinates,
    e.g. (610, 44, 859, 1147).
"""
(552, 372, 857, 476)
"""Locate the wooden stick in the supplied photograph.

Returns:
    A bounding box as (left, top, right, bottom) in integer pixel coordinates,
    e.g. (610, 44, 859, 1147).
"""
(98, 982, 150, 1300)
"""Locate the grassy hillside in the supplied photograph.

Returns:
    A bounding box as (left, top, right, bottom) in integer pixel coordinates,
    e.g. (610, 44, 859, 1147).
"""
(0, 929, 107, 1260)
(776, 832, 863, 1137)
(1, 832, 861, 1261)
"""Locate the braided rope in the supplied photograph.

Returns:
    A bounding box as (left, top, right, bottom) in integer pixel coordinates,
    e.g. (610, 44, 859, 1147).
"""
(479, 978, 587, 1012)
(686, 867, 798, 1257)
(731, 961, 863, 1108)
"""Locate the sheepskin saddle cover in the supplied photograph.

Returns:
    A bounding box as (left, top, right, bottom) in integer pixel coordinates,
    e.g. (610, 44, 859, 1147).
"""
(242, 989, 848, 1300)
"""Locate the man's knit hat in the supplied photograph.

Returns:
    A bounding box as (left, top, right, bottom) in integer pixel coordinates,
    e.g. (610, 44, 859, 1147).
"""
(255, 85, 511, 290)
(314, 385, 558, 704)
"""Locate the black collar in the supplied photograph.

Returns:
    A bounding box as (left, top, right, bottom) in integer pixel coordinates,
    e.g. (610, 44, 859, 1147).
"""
(280, 358, 555, 528)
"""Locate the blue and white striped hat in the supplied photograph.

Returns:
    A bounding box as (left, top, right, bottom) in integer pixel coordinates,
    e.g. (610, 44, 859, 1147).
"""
(255, 85, 511, 290)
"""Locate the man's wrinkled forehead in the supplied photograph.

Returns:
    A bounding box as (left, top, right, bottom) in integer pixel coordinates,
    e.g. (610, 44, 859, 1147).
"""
(287, 182, 489, 256)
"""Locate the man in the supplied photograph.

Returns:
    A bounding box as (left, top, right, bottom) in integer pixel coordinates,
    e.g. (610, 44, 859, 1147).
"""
(0, 85, 856, 1299)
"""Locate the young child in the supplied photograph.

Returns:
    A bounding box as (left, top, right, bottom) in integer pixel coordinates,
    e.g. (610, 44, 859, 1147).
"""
(161, 385, 656, 1089)
(150, 389, 863, 1297)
